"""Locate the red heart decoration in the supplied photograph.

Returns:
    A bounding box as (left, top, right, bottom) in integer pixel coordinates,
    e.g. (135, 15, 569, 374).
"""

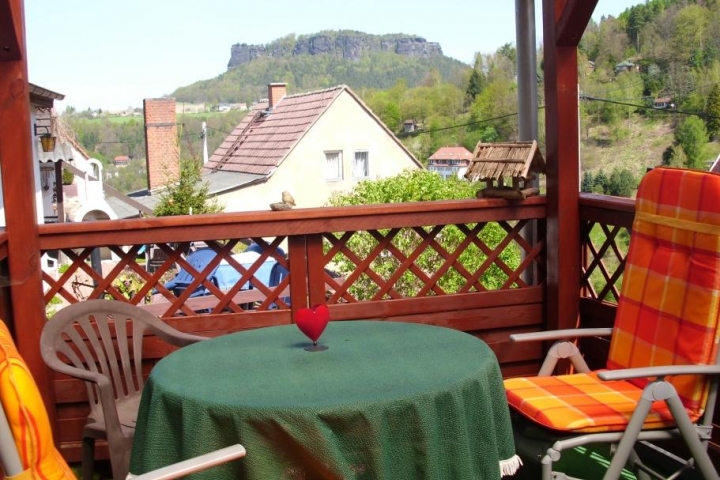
(295, 304, 330, 343)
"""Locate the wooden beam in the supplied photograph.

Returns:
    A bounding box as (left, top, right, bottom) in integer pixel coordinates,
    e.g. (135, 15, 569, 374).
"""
(556, 0, 598, 46)
(0, 0, 22, 61)
(543, 0, 582, 332)
(0, 0, 56, 423)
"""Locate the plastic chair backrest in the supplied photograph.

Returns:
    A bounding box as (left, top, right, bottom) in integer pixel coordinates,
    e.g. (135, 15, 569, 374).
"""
(163, 248, 219, 294)
(608, 167, 720, 414)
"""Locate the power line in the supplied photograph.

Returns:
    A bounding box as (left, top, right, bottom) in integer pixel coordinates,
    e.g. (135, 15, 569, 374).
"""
(580, 94, 720, 119)
(397, 110, 527, 138)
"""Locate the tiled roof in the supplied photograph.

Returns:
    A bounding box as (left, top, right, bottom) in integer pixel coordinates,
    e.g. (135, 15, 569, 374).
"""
(429, 146, 473, 161)
(205, 85, 420, 176)
(206, 86, 345, 176)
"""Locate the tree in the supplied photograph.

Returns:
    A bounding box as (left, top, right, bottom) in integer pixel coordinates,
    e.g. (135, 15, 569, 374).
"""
(153, 159, 223, 216)
(593, 169, 609, 194)
(465, 55, 487, 106)
(581, 171, 595, 193)
(705, 84, 720, 140)
(674, 116, 708, 169)
(607, 168, 637, 197)
(326, 170, 521, 299)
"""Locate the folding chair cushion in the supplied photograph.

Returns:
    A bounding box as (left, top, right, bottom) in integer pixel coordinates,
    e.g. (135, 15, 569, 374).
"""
(607, 168, 720, 415)
(0, 321, 75, 480)
(505, 372, 698, 433)
(505, 168, 720, 435)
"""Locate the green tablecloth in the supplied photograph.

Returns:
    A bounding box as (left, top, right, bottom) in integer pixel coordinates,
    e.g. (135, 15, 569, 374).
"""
(130, 321, 518, 479)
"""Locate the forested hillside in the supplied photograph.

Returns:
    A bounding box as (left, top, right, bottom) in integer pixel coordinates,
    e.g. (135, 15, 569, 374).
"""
(65, 0, 720, 196)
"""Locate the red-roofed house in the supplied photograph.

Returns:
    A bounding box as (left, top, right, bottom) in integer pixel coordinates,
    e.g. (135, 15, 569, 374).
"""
(427, 146, 473, 179)
(204, 83, 422, 212)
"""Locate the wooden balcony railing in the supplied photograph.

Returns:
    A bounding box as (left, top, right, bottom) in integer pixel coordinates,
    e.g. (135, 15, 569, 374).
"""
(36, 197, 547, 459)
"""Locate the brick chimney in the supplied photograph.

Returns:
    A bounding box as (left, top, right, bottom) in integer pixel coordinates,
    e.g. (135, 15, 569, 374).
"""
(268, 83, 287, 110)
(143, 98, 179, 193)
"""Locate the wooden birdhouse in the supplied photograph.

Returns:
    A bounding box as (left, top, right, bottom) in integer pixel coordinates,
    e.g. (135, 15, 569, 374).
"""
(464, 140, 546, 199)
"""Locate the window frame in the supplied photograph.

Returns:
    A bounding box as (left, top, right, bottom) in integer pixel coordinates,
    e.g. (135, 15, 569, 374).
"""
(353, 150, 369, 179)
(325, 150, 343, 181)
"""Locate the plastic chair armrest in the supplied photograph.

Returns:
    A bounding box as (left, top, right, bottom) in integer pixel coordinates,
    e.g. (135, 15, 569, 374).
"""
(40, 354, 109, 385)
(510, 328, 613, 342)
(599, 364, 720, 381)
(127, 444, 246, 480)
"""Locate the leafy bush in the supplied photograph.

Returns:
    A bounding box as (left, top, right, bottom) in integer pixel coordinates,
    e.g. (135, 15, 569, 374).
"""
(327, 170, 522, 299)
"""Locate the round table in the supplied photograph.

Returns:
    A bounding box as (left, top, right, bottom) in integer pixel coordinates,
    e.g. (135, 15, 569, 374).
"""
(130, 321, 518, 479)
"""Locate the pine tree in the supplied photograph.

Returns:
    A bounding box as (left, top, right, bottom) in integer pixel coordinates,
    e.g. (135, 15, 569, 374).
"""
(581, 171, 594, 193)
(153, 159, 223, 216)
(705, 84, 720, 140)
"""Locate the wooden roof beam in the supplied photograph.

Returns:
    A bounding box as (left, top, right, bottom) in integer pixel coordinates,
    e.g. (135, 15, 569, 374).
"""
(0, 0, 22, 61)
(556, 0, 598, 47)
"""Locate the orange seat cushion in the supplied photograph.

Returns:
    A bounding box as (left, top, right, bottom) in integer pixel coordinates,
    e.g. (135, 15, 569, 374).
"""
(0, 321, 76, 479)
(504, 372, 699, 433)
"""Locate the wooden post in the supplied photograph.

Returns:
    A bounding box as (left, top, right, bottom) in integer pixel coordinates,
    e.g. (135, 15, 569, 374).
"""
(0, 0, 56, 420)
(543, 0, 582, 332)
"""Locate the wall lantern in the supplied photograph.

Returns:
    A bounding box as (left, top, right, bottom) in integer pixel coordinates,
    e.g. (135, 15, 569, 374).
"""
(34, 124, 56, 152)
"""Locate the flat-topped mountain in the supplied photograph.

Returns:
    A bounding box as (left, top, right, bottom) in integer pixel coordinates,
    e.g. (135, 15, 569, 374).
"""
(172, 30, 469, 105)
(227, 31, 444, 69)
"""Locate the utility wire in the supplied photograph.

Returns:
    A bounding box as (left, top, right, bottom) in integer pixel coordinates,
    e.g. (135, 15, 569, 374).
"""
(397, 111, 526, 138)
(580, 94, 720, 119)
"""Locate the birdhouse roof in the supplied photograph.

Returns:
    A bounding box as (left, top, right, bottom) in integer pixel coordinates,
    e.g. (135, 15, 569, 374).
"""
(464, 141, 545, 182)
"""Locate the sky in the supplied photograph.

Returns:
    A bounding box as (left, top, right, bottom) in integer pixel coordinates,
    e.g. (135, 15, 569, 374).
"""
(25, 0, 636, 112)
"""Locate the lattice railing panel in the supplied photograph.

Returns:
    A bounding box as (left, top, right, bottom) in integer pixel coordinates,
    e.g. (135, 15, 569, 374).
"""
(322, 219, 545, 304)
(42, 236, 291, 317)
(580, 220, 631, 304)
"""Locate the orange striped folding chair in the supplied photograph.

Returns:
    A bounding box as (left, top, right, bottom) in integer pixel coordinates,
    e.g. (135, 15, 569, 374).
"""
(0, 319, 245, 480)
(504, 167, 720, 480)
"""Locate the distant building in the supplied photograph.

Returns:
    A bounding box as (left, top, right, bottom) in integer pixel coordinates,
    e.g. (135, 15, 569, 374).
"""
(653, 97, 674, 109)
(615, 60, 638, 74)
(176, 103, 206, 114)
(113, 155, 129, 167)
(403, 119, 418, 134)
(218, 103, 248, 113)
(427, 146, 472, 179)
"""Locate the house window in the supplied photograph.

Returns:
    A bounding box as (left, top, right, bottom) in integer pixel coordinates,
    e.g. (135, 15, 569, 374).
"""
(353, 151, 369, 178)
(325, 151, 343, 180)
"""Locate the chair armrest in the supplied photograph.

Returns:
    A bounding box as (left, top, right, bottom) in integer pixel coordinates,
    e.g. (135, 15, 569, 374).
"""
(128, 444, 246, 480)
(40, 351, 110, 386)
(510, 328, 613, 342)
(163, 331, 208, 346)
(598, 364, 720, 381)
(511, 328, 613, 376)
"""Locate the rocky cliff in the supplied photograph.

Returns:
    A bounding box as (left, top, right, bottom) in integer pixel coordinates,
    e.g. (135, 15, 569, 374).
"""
(228, 31, 443, 69)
